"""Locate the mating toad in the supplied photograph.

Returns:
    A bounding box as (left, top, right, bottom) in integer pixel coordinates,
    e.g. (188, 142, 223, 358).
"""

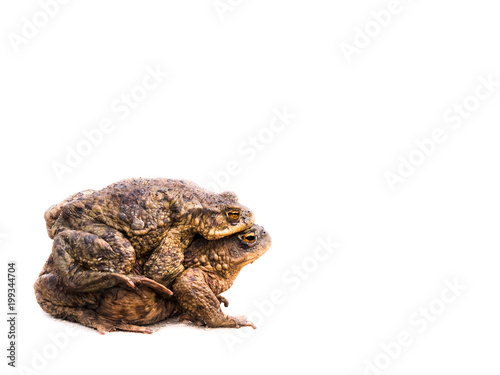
(35, 225, 271, 333)
(44, 178, 255, 291)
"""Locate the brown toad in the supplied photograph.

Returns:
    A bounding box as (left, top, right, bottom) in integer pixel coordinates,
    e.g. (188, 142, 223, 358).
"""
(44, 178, 254, 292)
(34, 225, 271, 333)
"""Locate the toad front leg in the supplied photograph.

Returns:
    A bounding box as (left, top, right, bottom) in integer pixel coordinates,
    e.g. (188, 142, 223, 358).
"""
(172, 268, 255, 329)
(143, 229, 190, 287)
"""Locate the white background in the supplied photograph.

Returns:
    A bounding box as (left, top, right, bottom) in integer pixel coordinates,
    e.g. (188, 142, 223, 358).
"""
(1, 1, 500, 374)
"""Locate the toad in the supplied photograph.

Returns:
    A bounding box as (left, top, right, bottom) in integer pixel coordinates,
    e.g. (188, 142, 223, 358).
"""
(34, 225, 271, 333)
(44, 178, 255, 292)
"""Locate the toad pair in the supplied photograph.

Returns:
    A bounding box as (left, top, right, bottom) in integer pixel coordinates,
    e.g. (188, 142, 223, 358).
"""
(34, 178, 271, 333)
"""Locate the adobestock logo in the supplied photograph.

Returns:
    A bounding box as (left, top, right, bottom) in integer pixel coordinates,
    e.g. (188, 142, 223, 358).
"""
(212, 0, 243, 21)
(7, 0, 71, 54)
(16, 325, 81, 375)
(384, 74, 499, 192)
(339, 0, 416, 63)
(203, 105, 296, 193)
(354, 278, 466, 375)
(223, 235, 339, 353)
(51, 64, 169, 183)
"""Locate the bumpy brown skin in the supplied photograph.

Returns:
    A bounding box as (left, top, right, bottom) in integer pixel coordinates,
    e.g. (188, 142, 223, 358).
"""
(45, 178, 255, 292)
(34, 255, 176, 334)
(34, 225, 271, 334)
(173, 225, 271, 329)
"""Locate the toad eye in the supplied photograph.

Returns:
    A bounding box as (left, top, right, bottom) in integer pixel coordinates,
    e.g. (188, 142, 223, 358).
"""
(243, 233, 256, 244)
(227, 210, 240, 220)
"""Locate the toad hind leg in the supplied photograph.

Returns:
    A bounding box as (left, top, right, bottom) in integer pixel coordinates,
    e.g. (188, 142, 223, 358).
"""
(52, 229, 135, 292)
(52, 229, 173, 295)
(86, 315, 154, 334)
(172, 268, 256, 329)
(103, 321, 154, 334)
(34, 273, 100, 311)
(34, 273, 103, 330)
(39, 301, 153, 334)
(52, 230, 142, 292)
(34, 274, 154, 334)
